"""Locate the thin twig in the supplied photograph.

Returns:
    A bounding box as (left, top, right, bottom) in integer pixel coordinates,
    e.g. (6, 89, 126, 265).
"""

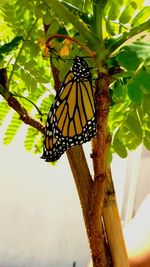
(11, 93, 43, 116)
(7, 95, 45, 133)
(46, 34, 96, 59)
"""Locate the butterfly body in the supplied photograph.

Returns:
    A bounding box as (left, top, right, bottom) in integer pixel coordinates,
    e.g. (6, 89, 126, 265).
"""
(41, 56, 97, 162)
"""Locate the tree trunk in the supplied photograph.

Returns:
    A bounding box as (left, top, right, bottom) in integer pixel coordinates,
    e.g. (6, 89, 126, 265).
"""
(67, 72, 129, 267)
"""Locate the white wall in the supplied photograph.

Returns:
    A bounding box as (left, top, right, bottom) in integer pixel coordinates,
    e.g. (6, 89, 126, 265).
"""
(0, 123, 149, 267)
(0, 134, 90, 267)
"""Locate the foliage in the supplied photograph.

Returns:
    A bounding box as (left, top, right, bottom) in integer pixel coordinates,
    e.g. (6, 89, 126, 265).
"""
(109, 41, 150, 157)
(3, 112, 22, 144)
(0, 0, 150, 159)
(0, 100, 10, 125)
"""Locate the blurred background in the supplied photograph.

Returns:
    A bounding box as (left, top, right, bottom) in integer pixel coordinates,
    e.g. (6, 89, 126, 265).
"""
(0, 120, 150, 267)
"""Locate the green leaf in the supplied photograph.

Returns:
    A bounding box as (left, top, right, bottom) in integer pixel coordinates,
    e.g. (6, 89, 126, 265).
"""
(107, 145, 113, 164)
(113, 83, 127, 100)
(116, 42, 150, 70)
(0, 54, 4, 62)
(0, 101, 10, 125)
(105, 20, 116, 36)
(132, 6, 150, 26)
(127, 68, 150, 104)
(116, 47, 141, 71)
(108, 3, 121, 21)
(46, 19, 60, 39)
(134, 70, 150, 94)
(24, 59, 37, 69)
(0, 36, 23, 54)
(107, 56, 119, 68)
(60, 0, 93, 13)
(0, 0, 149, 159)
(130, 42, 150, 65)
(60, 1, 93, 25)
(24, 126, 43, 154)
(119, 1, 137, 24)
(127, 80, 143, 104)
(57, 27, 68, 42)
(143, 95, 150, 115)
(146, 120, 150, 130)
(59, 60, 72, 81)
(108, 101, 129, 131)
(24, 126, 39, 152)
(43, 10, 54, 25)
(143, 137, 150, 150)
(3, 112, 22, 144)
(113, 136, 127, 158)
(126, 136, 142, 150)
(109, 110, 124, 126)
(40, 95, 54, 115)
(126, 113, 142, 139)
(143, 130, 150, 150)
(105, 0, 123, 18)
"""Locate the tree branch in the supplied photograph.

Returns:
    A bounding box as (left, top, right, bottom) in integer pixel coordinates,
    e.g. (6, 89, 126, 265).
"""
(103, 169, 129, 267)
(89, 73, 111, 267)
(0, 87, 45, 134)
(0, 66, 45, 134)
(66, 147, 93, 232)
(7, 96, 45, 133)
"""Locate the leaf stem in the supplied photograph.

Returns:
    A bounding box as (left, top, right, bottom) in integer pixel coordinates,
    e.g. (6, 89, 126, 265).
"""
(7, 17, 39, 88)
(0, 86, 45, 133)
(11, 93, 42, 116)
(93, 0, 108, 41)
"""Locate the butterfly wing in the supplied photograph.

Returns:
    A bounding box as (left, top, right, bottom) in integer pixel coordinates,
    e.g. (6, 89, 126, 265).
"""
(41, 104, 67, 162)
(41, 56, 96, 162)
(53, 72, 96, 143)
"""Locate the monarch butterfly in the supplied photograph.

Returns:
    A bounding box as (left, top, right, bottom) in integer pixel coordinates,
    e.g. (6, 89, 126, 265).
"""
(41, 56, 97, 162)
